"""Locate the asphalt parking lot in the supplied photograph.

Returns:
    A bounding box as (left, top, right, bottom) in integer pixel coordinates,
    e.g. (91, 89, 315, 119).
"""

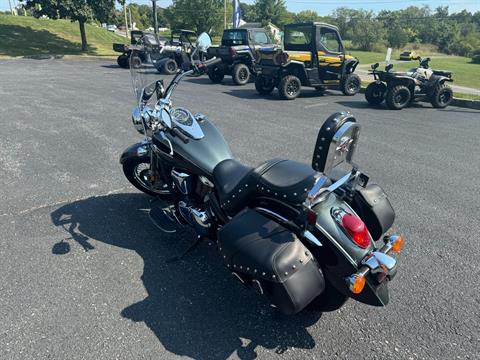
(1, 58, 479, 360)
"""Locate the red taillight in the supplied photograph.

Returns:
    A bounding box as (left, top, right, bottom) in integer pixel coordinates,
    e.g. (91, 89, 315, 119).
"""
(228, 47, 237, 57)
(341, 213, 371, 249)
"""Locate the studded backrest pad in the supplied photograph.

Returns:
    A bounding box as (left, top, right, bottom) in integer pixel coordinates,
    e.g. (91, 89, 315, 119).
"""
(312, 111, 357, 173)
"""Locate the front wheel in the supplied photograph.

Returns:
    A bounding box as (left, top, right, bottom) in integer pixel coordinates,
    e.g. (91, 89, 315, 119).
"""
(117, 54, 129, 69)
(430, 83, 453, 108)
(341, 73, 361, 96)
(386, 85, 411, 110)
(365, 82, 387, 105)
(208, 66, 225, 83)
(163, 58, 178, 75)
(232, 63, 250, 85)
(278, 75, 301, 100)
(122, 157, 172, 198)
(255, 75, 275, 95)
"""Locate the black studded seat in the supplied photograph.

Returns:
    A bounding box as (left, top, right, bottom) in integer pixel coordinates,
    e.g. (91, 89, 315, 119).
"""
(213, 159, 316, 215)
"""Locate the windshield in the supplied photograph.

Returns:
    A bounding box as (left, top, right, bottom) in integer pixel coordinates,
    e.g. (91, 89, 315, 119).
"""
(130, 35, 164, 109)
(284, 25, 312, 50)
(222, 30, 247, 46)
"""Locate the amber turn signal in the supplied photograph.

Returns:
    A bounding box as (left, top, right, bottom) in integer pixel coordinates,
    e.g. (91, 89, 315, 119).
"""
(346, 274, 366, 294)
(391, 234, 405, 253)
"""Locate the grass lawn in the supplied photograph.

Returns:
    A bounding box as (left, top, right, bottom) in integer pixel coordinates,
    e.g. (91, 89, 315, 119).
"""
(0, 14, 125, 57)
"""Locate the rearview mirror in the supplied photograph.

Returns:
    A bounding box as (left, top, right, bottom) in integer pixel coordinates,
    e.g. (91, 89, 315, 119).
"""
(196, 32, 212, 52)
(385, 63, 394, 72)
(371, 63, 379, 70)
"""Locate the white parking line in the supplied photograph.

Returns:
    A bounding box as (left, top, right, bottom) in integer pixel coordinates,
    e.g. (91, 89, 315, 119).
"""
(305, 102, 329, 108)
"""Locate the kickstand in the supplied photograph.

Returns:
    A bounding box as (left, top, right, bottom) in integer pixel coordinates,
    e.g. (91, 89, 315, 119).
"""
(167, 235, 204, 263)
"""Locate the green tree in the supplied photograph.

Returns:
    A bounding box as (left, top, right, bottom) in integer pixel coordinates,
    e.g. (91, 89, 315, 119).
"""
(350, 10, 383, 51)
(21, 0, 115, 51)
(239, 2, 257, 23)
(164, 0, 223, 34)
(254, 0, 293, 27)
(295, 10, 320, 23)
(387, 25, 408, 48)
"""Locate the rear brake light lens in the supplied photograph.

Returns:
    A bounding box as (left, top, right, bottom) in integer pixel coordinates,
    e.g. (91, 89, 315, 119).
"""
(228, 47, 236, 56)
(341, 213, 371, 249)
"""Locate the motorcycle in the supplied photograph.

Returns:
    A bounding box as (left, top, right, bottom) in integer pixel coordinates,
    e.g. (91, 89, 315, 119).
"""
(120, 32, 405, 315)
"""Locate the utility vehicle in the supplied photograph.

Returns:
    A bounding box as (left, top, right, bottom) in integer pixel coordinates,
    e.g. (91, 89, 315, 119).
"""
(206, 28, 276, 85)
(254, 22, 361, 100)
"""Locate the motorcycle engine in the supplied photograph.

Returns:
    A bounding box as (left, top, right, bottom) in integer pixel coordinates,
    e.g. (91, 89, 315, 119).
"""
(171, 169, 212, 236)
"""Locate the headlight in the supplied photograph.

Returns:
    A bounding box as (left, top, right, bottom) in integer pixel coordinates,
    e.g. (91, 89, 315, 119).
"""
(131, 106, 154, 136)
(131, 106, 144, 134)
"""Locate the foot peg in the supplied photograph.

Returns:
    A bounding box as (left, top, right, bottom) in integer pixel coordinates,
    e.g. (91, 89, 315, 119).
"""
(149, 204, 177, 233)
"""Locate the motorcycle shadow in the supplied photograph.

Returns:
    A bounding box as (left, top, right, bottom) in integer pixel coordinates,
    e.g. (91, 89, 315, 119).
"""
(50, 192, 320, 359)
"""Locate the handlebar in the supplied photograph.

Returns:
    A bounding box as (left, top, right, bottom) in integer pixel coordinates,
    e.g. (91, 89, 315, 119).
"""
(171, 127, 190, 144)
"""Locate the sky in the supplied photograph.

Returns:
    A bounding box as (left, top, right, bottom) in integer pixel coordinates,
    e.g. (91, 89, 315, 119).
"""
(2, 0, 479, 14)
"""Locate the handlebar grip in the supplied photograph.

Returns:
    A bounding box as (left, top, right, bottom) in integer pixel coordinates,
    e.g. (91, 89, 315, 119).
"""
(171, 127, 189, 144)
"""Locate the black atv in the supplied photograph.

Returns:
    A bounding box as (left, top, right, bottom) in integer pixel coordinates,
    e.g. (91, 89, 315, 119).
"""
(365, 57, 453, 110)
(113, 29, 198, 75)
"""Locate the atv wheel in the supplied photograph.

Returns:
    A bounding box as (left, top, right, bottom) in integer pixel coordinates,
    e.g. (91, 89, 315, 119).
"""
(232, 63, 250, 85)
(208, 66, 224, 83)
(255, 75, 275, 95)
(386, 85, 411, 110)
(278, 75, 301, 100)
(315, 86, 327, 95)
(365, 82, 387, 105)
(163, 59, 178, 75)
(117, 54, 129, 69)
(341, 73, 361, 96)
(430, 83, 453, 108)
(130, 56, 142, 69)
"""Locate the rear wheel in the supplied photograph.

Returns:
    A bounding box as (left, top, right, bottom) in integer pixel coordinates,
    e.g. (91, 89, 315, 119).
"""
(232, 63, 250, 85)
(430, 83, 453, 108)
(341, 73, 361, 96)
(278, 75, 301, 100)
(365, 82, 387, 105)
(122, 157, 172, 198)
(163, 59, 178, 75)
(117, 54, 129, 69)
(208, 66, 224, 83)
(386, 85, 411, 110)
(255, 75, 275, 95)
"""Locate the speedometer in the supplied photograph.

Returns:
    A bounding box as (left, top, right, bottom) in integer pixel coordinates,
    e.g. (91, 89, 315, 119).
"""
(171, 108, 193, 126)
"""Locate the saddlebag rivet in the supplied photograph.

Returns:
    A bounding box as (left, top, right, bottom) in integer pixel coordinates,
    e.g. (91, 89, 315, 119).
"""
(262, 272, 266, 276)
(284, 272, 288, 276)
(292, 265, 296, 269)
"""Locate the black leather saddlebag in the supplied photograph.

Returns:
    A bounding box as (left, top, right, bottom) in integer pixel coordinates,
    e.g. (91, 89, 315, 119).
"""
(348, 184, 395, 241)
(218, 209, 325, 315)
